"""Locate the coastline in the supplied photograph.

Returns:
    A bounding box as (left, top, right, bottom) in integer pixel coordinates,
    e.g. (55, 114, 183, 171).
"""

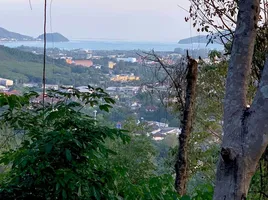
(0, 40, 224, 51)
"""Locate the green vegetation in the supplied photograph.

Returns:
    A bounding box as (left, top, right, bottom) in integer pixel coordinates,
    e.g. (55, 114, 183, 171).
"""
(0, 45, 106, 85)
(0, 88, 180, 199)
(0, 45, 266, 199)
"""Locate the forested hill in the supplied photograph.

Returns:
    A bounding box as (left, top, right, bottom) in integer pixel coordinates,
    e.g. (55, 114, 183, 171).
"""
(0, 45, 103, 85)
(37, 33, 69, 42)
(0, 27, 34, 41)
(0, 45, 47, 62)
(178, 32, 231, 44)
(0, 27, 69, 42)
(178, 35, 208, 44)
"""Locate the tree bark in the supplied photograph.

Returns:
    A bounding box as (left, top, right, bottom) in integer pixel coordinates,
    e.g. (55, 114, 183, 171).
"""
(213, 0, 268, 199)
(175, 57, 198, 195)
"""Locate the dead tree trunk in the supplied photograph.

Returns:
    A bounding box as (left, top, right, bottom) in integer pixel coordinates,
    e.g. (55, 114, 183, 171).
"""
(213, 0, 268, 199)
(175, 57, 198, 195)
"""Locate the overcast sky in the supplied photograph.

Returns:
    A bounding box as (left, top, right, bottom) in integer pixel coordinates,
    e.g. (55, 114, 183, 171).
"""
(0, 0, 197, 42)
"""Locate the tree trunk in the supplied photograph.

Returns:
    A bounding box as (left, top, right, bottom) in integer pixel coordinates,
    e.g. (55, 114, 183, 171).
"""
(213, 0, 268, 199)
(175, 57, 198, 195)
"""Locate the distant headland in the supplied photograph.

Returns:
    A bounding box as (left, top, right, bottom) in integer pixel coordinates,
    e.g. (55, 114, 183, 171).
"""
(0, 27, 69, 42)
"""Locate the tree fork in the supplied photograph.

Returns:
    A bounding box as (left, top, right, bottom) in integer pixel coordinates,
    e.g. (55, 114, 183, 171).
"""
(213, 0, 268, 199)
(175, 56, 198, 195)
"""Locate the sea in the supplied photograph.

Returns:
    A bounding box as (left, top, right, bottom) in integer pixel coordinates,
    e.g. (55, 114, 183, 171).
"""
(0, 40, 224, 52)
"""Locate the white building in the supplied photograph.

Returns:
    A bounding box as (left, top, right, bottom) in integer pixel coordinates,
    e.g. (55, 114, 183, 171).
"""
(0, 78, 13, 87)
(116, 57, 137, 63)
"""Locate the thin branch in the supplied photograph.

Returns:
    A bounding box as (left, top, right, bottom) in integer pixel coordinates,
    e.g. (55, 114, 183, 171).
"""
(177, 4, 189, 13)
(190, 0, 234, 44)
(138, 51, 187, 109)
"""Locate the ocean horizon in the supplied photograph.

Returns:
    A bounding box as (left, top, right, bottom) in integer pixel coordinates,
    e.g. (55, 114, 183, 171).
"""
(0, 40, 224, 52)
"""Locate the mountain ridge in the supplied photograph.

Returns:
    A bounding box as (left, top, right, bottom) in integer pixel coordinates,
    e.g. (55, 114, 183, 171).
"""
(0, 27, 69, 42)
(178, 35, 208, 44)
(178, 32, 231, 44)
(0, 27, 34, 41)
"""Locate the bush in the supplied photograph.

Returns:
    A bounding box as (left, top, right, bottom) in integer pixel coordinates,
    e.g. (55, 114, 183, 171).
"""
(0, 87, 129, 199)
(0, 88, 180, 200)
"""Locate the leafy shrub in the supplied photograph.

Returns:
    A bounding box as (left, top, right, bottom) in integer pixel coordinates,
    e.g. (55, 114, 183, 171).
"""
(0, 87, 180, 200)
(0, 87, 129, 199)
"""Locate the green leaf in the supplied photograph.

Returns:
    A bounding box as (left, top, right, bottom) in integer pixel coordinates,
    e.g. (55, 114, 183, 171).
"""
(56, 183, 60, 191)
(99, 104, 113, 112)
(73, 139, 82, 148)
(92, 187, 100, 200)
(45, 143, 53, 154)
(62, 189, 67, 199)
(78, 185, 82, 196)
(0, 95, 8, 107)
(104, 97, 115, 104)
(65, 149, 72, 161)
(181, 195, 191, 200)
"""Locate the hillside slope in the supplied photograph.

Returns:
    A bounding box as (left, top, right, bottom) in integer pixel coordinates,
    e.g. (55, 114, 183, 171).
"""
(178, 32, 231, 44)
(178, 35, 208, 44)
(0, 27, 34, 41)
(0, 46, 104, 85)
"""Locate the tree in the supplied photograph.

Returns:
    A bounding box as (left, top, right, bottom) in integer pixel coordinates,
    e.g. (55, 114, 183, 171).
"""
(107, 119, 157, 184)
(0, 88, 180, 199)
(175, 57, 198, 196)
(213, 0, 268, 199)
(140, 51, 198, 196)
(0, 88, 129, 199)
(187, 0, 268, 80)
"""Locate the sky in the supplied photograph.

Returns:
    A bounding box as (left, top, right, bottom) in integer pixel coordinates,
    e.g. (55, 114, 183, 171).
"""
(0, 0, 196, 42)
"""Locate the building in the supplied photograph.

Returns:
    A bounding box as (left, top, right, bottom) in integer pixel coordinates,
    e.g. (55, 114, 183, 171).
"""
(147, 121, 169, 128)
(152, 132, 166, 141)
(45, 84, 59, 90)
(23, 83, 38, 88)
(66, 57, 73, 64)
(106, 86, 140, 97)
(71, 49, 92, 60)
(0, 78, 13, 87)
(0, 85, 7, 91)
(110, 74, 140, 82)
(74, 60, 93, 67)
(94, 65, 102, 69)
(147, 120, 181, 141)
(108, 61, 116, 69)
(116, 57, 137, 63)
(76, 85, 96, 93)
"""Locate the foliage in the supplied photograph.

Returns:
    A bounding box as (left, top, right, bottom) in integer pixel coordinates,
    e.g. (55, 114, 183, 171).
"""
(122, 174, 179, 200)
(248, 150, 268, 199)
(187, 58, 225, 196)
(0, 87, 130, 199)
(107, 119, 157, 184)
(0, 87, 181, 200)
(0, 45, 108, 86)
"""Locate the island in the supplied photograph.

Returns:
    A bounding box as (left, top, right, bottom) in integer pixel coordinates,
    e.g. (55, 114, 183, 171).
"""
(37, 33, 69, 42)
(178, 35, 208, 44)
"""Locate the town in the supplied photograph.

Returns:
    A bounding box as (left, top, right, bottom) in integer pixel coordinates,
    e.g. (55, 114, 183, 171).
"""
(0, 46, 217, 141)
